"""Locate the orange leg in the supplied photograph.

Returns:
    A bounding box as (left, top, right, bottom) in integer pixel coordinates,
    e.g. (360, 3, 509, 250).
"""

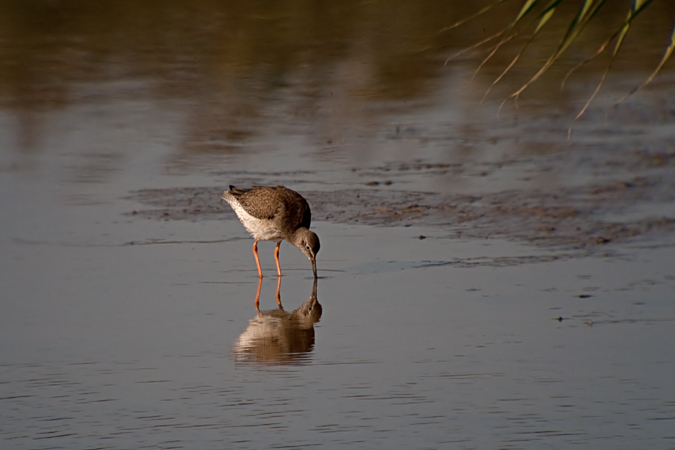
(254, 277, 263, 314)
(274, 242, 282, 277)
(252, 240, 263, 278)
(275, 276, 283, 309)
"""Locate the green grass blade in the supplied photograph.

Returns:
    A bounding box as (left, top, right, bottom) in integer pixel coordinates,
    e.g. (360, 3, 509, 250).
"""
(514, 0, 541, 22)
(561, 0, 655, 89)
(534, 7, 556, 34)
(505, 0, 606, 107)
(612, 19, 675, 108)
(613, 0, 654, 56)
(471, 0, 548, 75)
(481, 5, 557, 102)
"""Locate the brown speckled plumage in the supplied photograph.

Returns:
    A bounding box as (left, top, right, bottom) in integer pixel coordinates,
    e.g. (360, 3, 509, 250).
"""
(228, 186, 311, 237)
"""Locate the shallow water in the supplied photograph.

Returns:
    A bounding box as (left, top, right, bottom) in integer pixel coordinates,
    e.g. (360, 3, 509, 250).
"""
(2, 1, 675, 449)
(3, 215, 675, 449)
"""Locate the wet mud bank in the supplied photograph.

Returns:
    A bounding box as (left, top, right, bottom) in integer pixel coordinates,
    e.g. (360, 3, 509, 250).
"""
(127, 149, 675, 253)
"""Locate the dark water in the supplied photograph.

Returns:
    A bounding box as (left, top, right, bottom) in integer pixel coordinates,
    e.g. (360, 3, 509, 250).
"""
(2, 1, 675, 449)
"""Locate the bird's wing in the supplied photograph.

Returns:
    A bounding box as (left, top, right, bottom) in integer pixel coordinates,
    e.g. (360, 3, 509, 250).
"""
(235, 187, 280, 220)
(277, 187, 311, 229)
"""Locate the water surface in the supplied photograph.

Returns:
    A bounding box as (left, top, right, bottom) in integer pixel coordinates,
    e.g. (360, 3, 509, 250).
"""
(2, 1, 675, 449)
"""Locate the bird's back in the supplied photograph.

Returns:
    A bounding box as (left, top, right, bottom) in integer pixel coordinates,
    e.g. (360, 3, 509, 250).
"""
(226, 186, 311, 236)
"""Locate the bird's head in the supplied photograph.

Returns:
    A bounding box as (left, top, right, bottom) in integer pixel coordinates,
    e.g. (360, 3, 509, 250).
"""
(293, 228, 320, 277)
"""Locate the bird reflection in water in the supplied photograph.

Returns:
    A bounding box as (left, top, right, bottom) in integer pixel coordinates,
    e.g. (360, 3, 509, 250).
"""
(232, 278, 322, 366)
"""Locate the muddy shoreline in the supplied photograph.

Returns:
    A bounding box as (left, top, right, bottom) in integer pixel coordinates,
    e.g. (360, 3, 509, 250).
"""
(127, 150, 675, 253)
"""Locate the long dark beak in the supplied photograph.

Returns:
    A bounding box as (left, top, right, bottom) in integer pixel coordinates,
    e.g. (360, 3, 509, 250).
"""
(310, 256, 318, 278)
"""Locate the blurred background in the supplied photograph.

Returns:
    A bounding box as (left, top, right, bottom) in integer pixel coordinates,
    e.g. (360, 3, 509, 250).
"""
(2, 0, 673, 178)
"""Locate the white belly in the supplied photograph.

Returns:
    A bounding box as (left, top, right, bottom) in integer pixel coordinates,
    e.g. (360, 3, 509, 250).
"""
(230, 201, 282, 241)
